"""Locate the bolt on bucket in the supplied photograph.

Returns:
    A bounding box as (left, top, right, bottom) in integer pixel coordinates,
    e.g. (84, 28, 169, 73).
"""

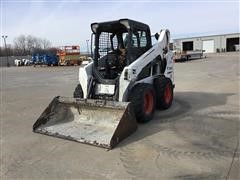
(33, 96, 137, 149)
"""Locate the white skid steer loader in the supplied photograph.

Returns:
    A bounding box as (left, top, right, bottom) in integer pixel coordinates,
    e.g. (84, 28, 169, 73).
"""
(33, 19, 174, 149)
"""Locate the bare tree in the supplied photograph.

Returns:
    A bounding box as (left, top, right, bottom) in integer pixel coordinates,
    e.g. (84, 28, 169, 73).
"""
(47, 47, 58, 54)
(0, 44, 15, 56)
(14, 35, 27, 55)
(11, 35, 52, 56)
(26, 35, 35, 54)
(0, 46, 3, 56)
(41, 38, 51, 49)
(6, 44, 13, 56)
(34, 37, 42, 49)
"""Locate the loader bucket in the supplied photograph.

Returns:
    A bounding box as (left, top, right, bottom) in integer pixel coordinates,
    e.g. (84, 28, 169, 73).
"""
(33, 96, 137, 149)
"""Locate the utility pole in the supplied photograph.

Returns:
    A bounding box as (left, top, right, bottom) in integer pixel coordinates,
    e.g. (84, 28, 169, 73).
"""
(2, 35, 10, 67)
(86, 39, 89, 56)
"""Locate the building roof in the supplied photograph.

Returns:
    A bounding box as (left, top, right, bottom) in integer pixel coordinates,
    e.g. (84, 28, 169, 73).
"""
(173, 33, 240, 41)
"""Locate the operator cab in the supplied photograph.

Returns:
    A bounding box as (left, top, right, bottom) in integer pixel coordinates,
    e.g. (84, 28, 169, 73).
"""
(91, 19, 152, 81)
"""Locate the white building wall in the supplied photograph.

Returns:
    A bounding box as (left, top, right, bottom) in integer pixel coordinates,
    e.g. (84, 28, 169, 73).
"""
(174, 33, 240, 53)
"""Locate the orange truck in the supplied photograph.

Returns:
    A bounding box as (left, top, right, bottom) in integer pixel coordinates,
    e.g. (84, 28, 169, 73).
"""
(57, 46, 82, 65)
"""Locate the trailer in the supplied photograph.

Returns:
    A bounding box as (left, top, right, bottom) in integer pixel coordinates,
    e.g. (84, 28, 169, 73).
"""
(42, 54, 58, 66)
(174, 50, 205, 62)
(32, 53, 58, 66)
(32, 54, 44, 65)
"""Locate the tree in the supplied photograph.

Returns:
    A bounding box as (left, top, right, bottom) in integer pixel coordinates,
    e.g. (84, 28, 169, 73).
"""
(26, 35, 35, 54)
(12, 35, 52, 56)
(0, 35, 53, 56)
(0, 46, 3, 56)
(14, 35, 27, 55)
(41, 38, 51, 49)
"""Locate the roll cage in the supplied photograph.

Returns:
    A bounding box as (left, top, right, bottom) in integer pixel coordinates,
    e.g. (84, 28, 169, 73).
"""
(90, 19, 152, 80)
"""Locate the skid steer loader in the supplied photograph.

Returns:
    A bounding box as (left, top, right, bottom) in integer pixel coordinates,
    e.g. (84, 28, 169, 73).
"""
(33, 19, 174, 149)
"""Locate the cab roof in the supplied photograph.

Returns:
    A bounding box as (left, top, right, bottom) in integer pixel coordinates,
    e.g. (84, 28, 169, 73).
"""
(91, 18, 150, 34)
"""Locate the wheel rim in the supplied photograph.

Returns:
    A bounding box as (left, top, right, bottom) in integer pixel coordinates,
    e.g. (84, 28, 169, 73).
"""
(144, 90, 154, 114)
(164, 83, 172, 104)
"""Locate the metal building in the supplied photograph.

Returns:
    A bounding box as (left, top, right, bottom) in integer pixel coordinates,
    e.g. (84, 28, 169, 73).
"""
(173, 33, 240, 53)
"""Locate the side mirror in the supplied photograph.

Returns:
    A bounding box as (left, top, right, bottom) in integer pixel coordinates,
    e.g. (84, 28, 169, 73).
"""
(154, 33, 159, 40)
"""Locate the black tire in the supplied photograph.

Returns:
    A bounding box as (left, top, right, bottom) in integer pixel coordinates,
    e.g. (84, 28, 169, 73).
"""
(73, 84, 84, 98)
(128, 83, 156, 123)
(154, 76, 173, 110)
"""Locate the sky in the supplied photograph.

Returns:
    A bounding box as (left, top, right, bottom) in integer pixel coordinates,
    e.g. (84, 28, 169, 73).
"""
(1, 0, 239, 51)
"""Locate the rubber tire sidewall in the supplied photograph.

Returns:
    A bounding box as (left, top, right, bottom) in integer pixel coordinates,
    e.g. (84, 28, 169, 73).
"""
(154, 77, 173, 110)
(128, 83, 156, 123)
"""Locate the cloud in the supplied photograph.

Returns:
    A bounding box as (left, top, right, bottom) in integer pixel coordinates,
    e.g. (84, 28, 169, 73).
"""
(1, 1, 239, 51)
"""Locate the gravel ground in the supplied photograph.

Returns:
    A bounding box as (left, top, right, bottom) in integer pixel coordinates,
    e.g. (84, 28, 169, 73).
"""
(1, 52, 239, 179)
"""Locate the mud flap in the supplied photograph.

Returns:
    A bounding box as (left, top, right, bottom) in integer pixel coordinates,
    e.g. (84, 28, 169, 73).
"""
(33, 97, 137, 149)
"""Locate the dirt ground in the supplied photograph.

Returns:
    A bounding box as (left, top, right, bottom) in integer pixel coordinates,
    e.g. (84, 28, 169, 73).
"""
(1, 52, 239, 179)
